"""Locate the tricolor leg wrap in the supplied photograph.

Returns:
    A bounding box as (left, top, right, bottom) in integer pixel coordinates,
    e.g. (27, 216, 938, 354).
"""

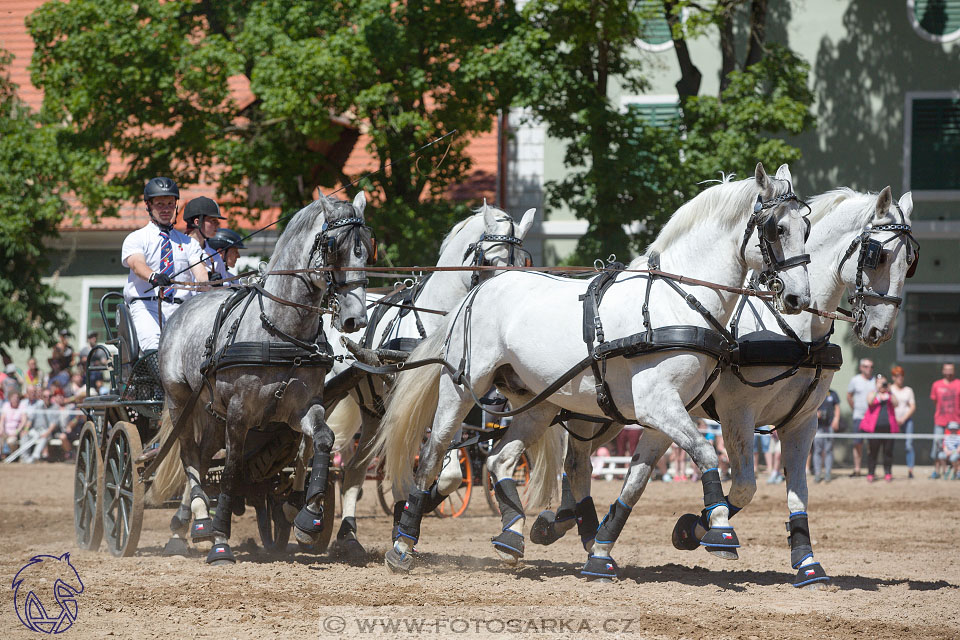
(494, 478, 524, 531)
(491, 529, 525, 559)
(787, 511, 814, 569)
(212, 492, 233, 539)
(595, 499, 632, 545)
(396, 490, 428, 545)
(421, 482, 446, 514)
(556, 474, 576, 523)
(206, 542, 236, 564)
(575, 497, 600, 550)
(581, 555, 619, 580)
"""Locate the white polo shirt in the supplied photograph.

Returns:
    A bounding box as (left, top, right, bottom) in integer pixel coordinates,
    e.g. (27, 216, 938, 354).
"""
(121, 222, 204, 302)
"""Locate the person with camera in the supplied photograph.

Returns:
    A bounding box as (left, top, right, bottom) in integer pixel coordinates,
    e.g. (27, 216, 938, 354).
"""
(859, 373, 899, 482)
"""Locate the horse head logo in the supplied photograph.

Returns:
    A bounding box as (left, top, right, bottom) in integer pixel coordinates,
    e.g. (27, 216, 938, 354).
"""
(12, 553, 84, 634)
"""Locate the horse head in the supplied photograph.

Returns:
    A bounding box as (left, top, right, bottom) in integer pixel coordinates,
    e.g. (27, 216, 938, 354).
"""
(446, 200, 536, 288)
(314, 191, 373, 334)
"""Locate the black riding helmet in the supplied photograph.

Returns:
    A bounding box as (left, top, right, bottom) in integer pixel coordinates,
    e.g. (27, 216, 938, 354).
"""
(182, 196, 226, 238)
(208, 228, 246, 251)
(143, 177, 180, 230)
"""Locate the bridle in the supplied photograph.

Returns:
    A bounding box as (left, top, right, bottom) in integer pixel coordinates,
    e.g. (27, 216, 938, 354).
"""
(837, 202, 919, 331)
(306, 215, 377, 314)
(740, 187, 812, 296)
(462, 218, 532, 287)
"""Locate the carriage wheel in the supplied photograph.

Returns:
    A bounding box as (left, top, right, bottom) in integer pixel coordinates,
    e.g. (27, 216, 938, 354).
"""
(434, 448, 472, 519)
(483, 452, 532, 516)
(256, 493, 292, 552)
(102, 421, 144, 557)
(73, 422, 104, 551)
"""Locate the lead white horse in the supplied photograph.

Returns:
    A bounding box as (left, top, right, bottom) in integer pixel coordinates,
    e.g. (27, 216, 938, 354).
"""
(536, 186, 917, 585)
(323, 203, 536, 553)
(375, 163, 812, 574)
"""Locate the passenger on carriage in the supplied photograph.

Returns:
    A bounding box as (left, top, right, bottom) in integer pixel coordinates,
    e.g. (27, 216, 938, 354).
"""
(183, 196, 229, 283)
(121, 177, 209, 352)
(207, 228, 246, 276)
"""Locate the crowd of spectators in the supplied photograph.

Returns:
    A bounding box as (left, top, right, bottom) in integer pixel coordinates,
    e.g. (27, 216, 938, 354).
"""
(0, 330, 108, 463)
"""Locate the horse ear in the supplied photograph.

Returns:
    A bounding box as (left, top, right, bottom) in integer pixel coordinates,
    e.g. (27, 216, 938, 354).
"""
(898, 191, 914, 220)
(352, 191, 366, 219)
(317, 193, 335, 219)
(516, 208, 537, 239)
(755, 162, 770, 190)
(875, 186, 893, 219)
(482, 198, 497, 231)
(774, 164, 792, 184)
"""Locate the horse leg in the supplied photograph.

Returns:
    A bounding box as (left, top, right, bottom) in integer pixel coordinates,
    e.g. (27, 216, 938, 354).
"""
(779, 418, 831, 588)
(162, 483, 192, 557)
(386, 372, 488, 573)
(585, 428, 672, 580)
(206, 397, 247, 565)
(293, 403, 336, 546)
(335, 405, 379, 555)
(485, 403, 557, 564)
(673, 416, 757, 553)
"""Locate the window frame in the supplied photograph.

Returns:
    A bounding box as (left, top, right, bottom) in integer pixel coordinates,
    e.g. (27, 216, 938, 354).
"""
(896, 283, 960, 363)
(903, 90, 960, 201)
(635, 4, 686, 53)
(907, 0, 960, 43)
(79, 276, 127, 343)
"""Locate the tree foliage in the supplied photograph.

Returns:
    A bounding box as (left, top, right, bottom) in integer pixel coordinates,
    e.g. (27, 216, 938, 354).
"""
(0, 49, 73, 350)
(27, 0, 519, 265)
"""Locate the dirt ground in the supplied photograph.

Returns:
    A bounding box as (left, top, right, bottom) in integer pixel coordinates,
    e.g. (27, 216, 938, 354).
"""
(1, 462, 958, 639)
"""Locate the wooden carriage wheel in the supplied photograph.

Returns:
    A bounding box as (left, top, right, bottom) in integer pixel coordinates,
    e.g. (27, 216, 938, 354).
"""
(73, 422, 104, 551)
(255, 492, 292, 552)
(102, 421, 144, 557)
(434, 448, 472, 519)
(482, 452, 532, 516)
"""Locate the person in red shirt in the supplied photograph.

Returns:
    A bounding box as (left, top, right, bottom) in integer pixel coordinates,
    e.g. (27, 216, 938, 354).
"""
(929, 363, 960, 479)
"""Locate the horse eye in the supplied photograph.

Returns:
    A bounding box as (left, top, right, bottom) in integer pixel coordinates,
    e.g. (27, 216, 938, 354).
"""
(777, 225, 785, 236)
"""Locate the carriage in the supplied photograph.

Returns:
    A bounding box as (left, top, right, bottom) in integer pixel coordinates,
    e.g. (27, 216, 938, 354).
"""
(72, 292, 336, 557)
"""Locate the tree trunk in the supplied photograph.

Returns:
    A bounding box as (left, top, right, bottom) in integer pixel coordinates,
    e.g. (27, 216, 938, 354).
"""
(664, 0, 701, 102)
(744, 0, 768, 69)
(718, 0, 737, 95)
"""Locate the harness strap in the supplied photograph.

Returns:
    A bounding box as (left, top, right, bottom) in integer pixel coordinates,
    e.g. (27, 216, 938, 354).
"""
(762, 364, 824, 432)
(550, 410, 616, 442)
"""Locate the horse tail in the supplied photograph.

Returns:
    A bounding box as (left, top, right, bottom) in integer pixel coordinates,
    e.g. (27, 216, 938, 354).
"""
(144, 405, 185, 507)
(524, 423, 565, 511)
(371, 327, 448, 493)
(327, 395, 362, 452)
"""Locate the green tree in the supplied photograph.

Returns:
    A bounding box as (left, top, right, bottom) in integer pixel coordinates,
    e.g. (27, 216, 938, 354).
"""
(28, 0, 519, 265)
(0, 48, 74, 351)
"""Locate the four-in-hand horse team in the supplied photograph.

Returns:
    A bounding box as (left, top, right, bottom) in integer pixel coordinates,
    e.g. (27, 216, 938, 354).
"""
(108, 161, 920, 590)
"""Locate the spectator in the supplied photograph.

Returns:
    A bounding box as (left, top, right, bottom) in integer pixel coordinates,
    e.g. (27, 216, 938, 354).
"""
(813, 389, 841, 483)
(23, 358, 47, 389)
(47, 359, 70, 392)
(592, 445, 612, 479)
(56, 392, 83, 460)
(616, 423, 642, 459)
(671, 443, 689, 481)
(1, 392, 30, 459)
(861, 374, 899, 482)
(78, 331, 98, 363)
(22, 389, 62, 463)
(930, 363, 960, 479)
(51, 329, 75, 371)
(66, 372, 86, 405)
(767, 431, 784, 484)
(889, 366, 917, 479)
(940, 427, 960, 480)
(847, 358, 875, 477)
(1, 362, 23, 398)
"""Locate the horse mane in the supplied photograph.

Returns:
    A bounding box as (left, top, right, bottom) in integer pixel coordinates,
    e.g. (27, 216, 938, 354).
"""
(437, 206, 513, 254)
(807, 188, 900, 228)
(635, 173, 789, 267)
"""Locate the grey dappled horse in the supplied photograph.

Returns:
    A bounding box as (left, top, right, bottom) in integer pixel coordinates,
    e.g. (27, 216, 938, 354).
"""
(156, 192, 372, 564)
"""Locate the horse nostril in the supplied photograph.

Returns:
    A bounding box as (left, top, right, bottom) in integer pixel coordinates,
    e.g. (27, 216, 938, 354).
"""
(784, 294, 800, 310)
(342, 318, 356, 333)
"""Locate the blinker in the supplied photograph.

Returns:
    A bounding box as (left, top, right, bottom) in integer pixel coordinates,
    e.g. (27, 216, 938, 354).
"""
(754, 195, 763, 214)
(863, 239, 882, 270)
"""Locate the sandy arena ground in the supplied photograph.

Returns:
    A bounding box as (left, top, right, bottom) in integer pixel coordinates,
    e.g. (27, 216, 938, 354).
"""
(1, 462, 958, 639)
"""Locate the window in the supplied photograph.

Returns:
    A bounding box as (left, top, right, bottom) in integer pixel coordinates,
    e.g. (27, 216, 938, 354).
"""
(904, 93, 960, 198)
(908, 0, 960, 43)
(626, 101, 681, 129)
(79, 278, 126, 343)
(637, 0, 675, 52)
(897, 285, 960, 361)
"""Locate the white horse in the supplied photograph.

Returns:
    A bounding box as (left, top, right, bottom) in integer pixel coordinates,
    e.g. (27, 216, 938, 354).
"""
(374, 163, 812, 574)
(323, 202, 537, 553)
(535, 187, 917, 585)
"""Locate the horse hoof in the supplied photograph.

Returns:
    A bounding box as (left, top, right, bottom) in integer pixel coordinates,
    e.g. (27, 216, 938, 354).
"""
(334, 536, 366, 558)
(793, 562, 830, 588)
(384, 546, 414, 573)
(700, 526, 740, 560)
(297, 540, 317, 553)
(491, 530, 524, 564)
(530, 511, 559, 546)
(672, 513, 701, 551)
(205, 543, 236, 565)
(293, 506, 325, 545)
(581, 555, 618, 581)
(162, 537, 190, 557)
(190, 518, 215, 543)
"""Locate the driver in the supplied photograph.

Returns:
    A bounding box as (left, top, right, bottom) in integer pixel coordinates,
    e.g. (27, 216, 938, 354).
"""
(183, 196, 229, 282)
(121, 177, 209, 352)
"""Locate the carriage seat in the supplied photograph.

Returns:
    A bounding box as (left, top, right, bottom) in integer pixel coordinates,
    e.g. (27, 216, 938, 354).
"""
(115, 300, 141, 369)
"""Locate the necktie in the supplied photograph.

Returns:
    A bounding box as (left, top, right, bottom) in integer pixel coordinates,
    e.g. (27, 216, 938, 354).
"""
(158, 230, 175, 299)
